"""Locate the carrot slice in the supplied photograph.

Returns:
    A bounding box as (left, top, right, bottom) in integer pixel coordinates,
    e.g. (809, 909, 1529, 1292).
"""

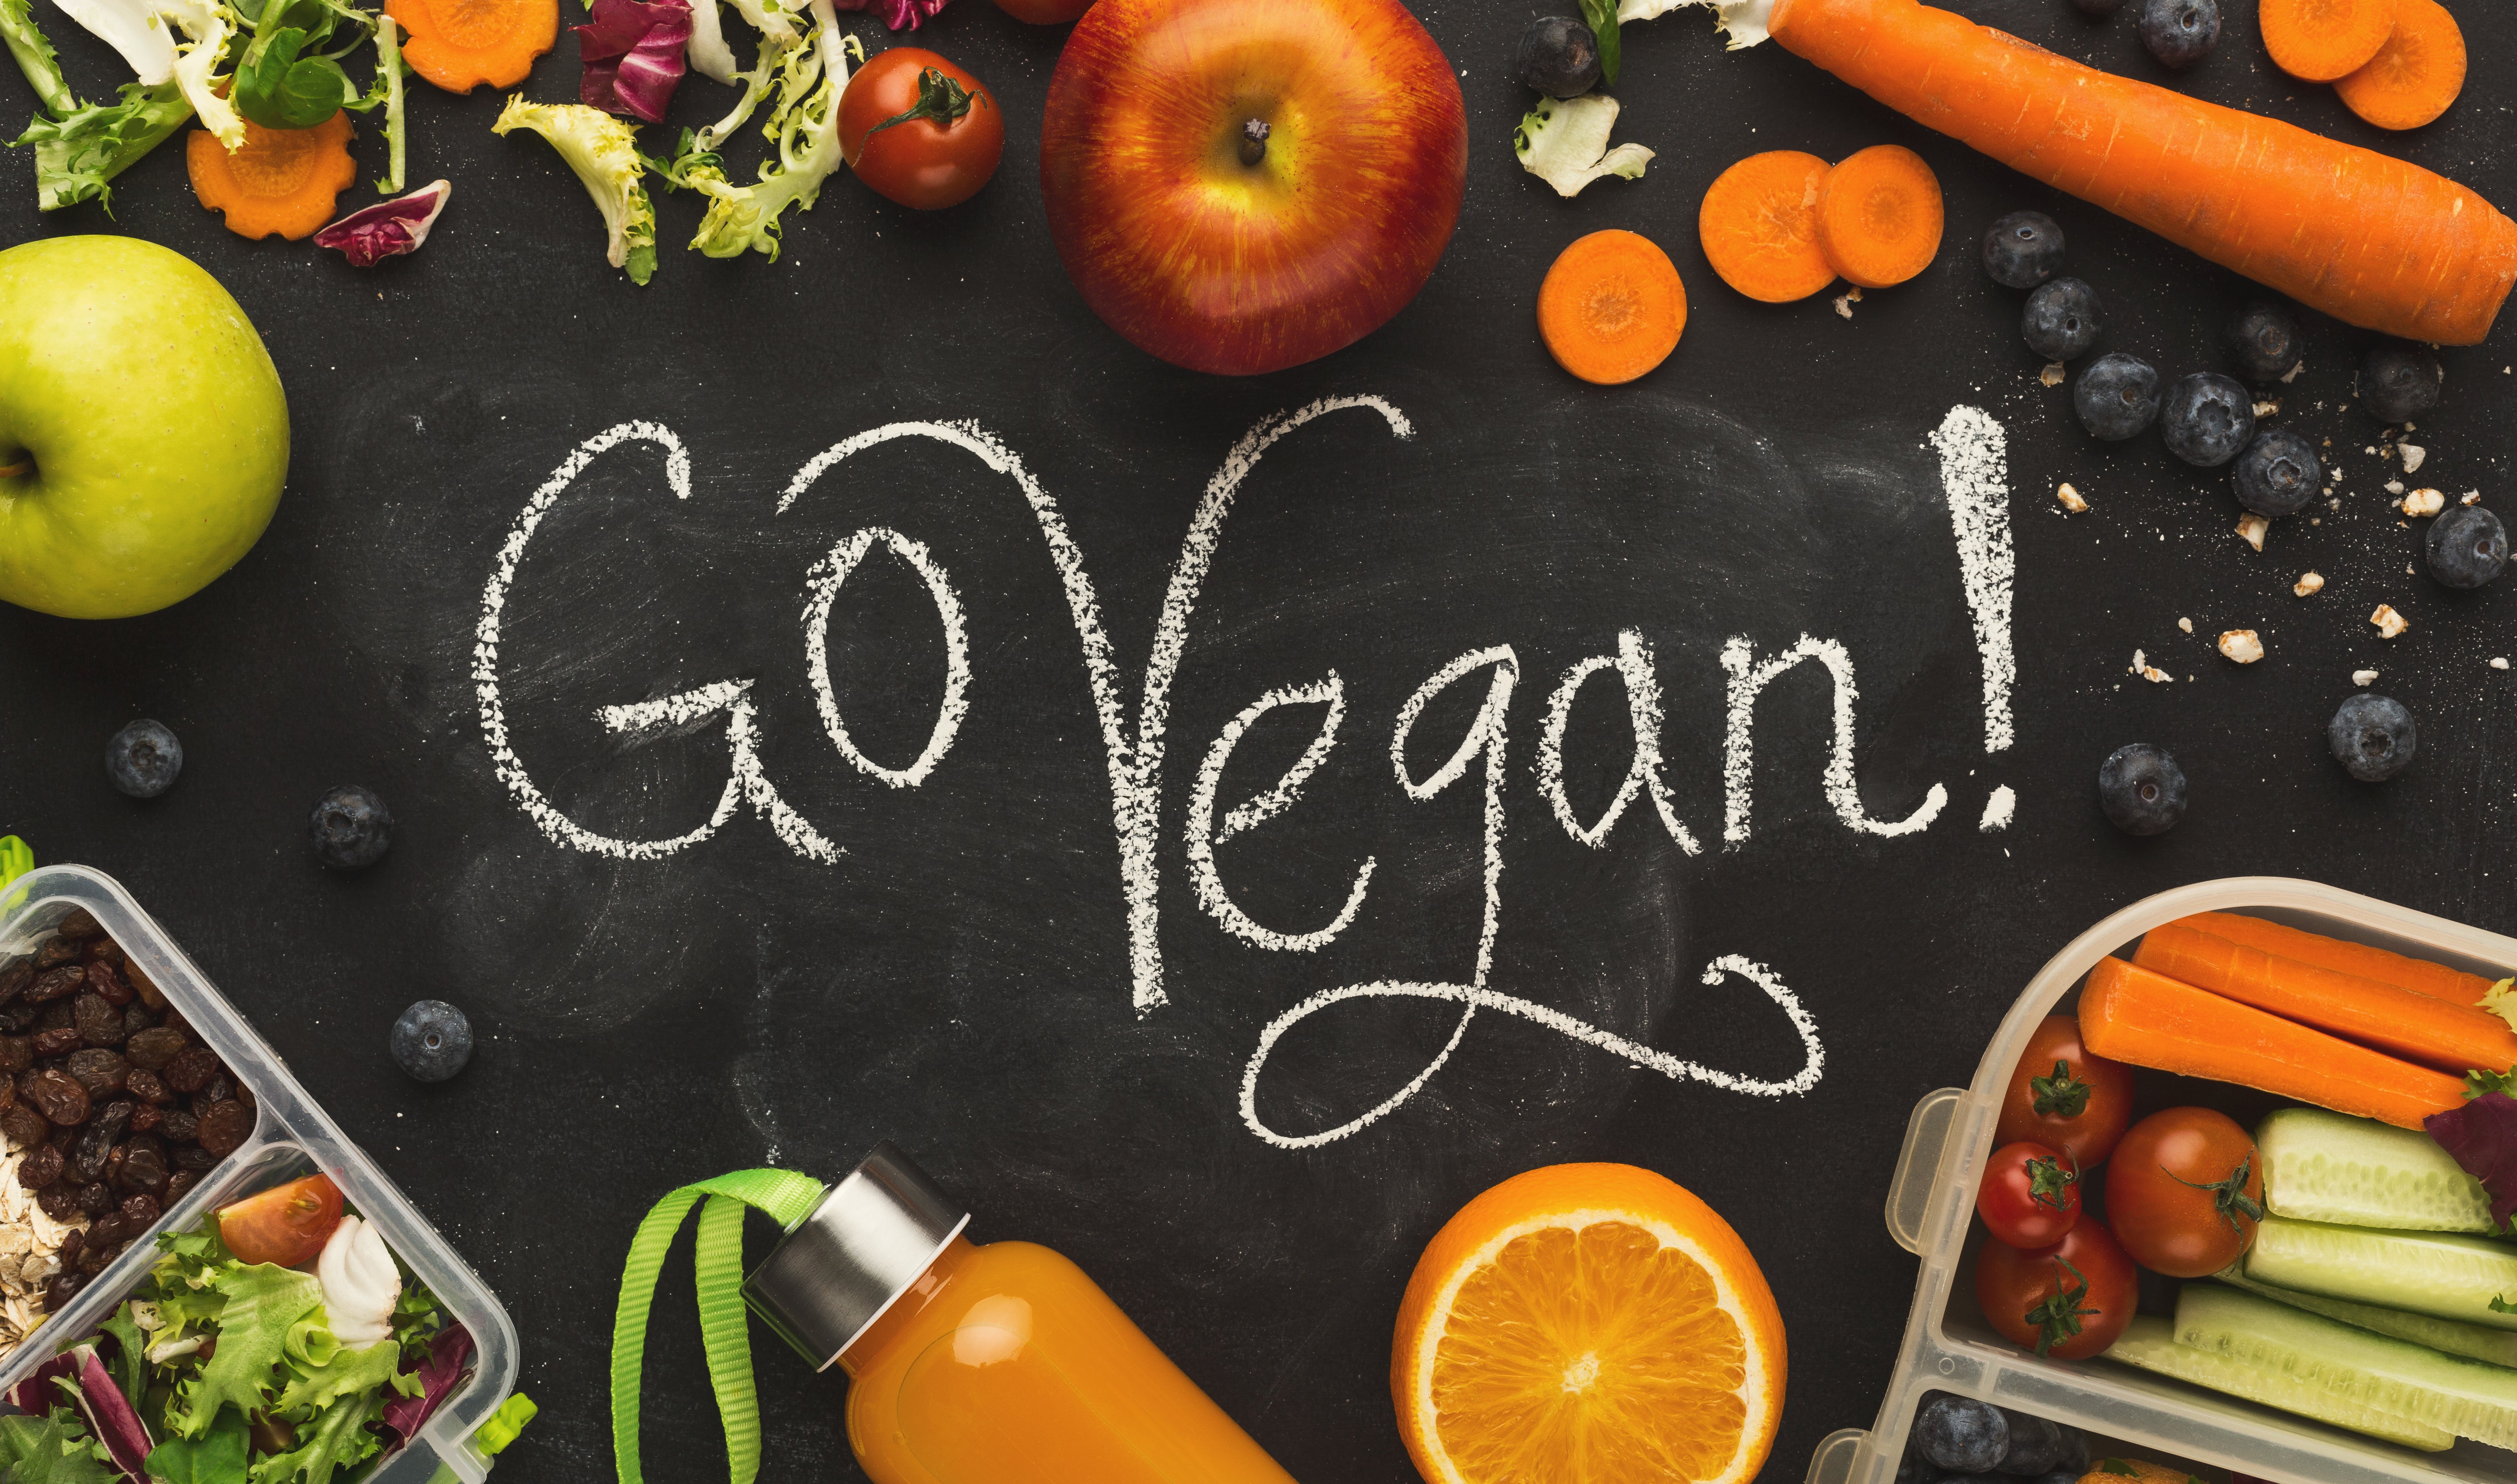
(2079, 956, 2465, 1130)
(1536, 229, 1688, 385)
(1698, 150, 1835, 303)
(2134, 922, 2517, 1075)
(2260, 0, 2399, 83)
(1814, 143, 1942, 289)
(385, 0, 557, 92)
(187, 111, 357, 241)
(2337, 0, 2465, 130)
(2175, 911, 2502, 1006)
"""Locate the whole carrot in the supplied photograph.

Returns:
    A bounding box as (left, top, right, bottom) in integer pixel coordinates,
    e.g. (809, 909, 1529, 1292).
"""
(1765, 0, 2517, 344)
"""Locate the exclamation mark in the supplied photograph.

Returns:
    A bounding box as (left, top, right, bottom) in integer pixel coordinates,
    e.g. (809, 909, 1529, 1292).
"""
(1929, 405, 2018, 832)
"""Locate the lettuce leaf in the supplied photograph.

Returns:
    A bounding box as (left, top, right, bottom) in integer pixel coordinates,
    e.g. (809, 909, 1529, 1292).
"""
(167, 1264, 325, 1439)
(379, 1324, 472, 1442)
(272, 1336, 404, 1419)
(100, 1306, 149, 1405)
(246, 1391, 384, 1484)
(2426, 1090, 2517, 1232)
(0, 1411, 116, 1484)
(58, 1346, 156, 1479)
(144, 1411, 250, 1484)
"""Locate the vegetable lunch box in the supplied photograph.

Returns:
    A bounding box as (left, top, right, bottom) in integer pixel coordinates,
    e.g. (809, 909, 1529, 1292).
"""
(0, 864, 523, 1484)
(1808, 877, 2517, 1484)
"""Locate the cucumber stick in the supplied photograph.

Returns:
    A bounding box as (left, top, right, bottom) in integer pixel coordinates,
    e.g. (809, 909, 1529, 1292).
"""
(2248, 1213, 2517, 1331)
(2257, 1106, 2495, 1233)
(2216, 1265, 2517, 1369)
(2107, 1314, 2454, 1451)
(2178, 1285, 2517, 1447)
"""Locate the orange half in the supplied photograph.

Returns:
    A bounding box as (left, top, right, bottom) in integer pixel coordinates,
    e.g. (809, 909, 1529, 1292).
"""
(1391, 1164, 1786, 1484)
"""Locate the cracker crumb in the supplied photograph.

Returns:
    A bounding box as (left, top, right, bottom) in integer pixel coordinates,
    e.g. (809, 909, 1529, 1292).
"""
(2385, 478, 2407, 496)
(2281, 361, 2305, 383)
(2366, 446, 2381, 456)
(2495, 658, 2511, 671)
(2039, 361, 2066, 387)
(2295, 571, 2324, 596)
(1832, 287, 1862, 319)
(2402, 488, 2445, 517)
(2056, 482, 2088, 513)
(2218, 629, 2265, 664)
(2354, 669, 2380, 686)
(2253, 400, 2279, 419)
(2465, 489, 2484, 505)
(2236, 513, 2269, 551)
(2399, 444, 2427, 473)
(2129, 649, 2174, 683)
(2371, 604, 2409, 639)
(2177, 616, 2194, 633)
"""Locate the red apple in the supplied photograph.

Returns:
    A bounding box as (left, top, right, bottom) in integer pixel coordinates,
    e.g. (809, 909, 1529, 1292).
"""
(1039, 0, 1467, 376)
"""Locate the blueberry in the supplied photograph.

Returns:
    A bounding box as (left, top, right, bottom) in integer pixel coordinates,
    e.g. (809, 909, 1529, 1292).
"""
(390, 999, 473, 1082)
(2138, 0, 2219, 66)
(1916, 1396, 2009, 1475)
(1997, 1413, 2063, 1476)
(2426, 504, 2509, 589)
(2329, 694, 2416, 783)
(1898, 1455, 1945, 1484)
(1512, 15, 1600, 98)
(2226, 301, 2303, 383)
(2233, 428, 2321, 516)
(104, 720, 182, 799)
(2360, 342, 2442, 423)
(2023, 278, 2103, 361)
(2161, 372, 2255, 467)
(2074, 353, 2162, 440)
(2049, 1428, 2089, 1476)
(309, 784, 393, 870)
(1983, 212, 2066, 289)
(2032, 1471, 2084, 1484)
(2099, 743, 2187, 836)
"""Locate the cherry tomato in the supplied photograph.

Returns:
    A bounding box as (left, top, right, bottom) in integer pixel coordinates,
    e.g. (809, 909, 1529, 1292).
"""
(1974, 1218, 2137, 1359)
(2105, 1107, 2264, 1278)
(1978, 1141, 2083, 1248)
(215, 1173, 344, 1268)
(1994, 1015, 2134, 1169)
(839, 48, 1005, 211)
(990, 0, 1093, 20)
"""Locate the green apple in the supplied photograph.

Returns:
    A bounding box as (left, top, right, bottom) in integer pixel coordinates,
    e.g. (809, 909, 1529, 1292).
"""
(0, 236, 288, 619)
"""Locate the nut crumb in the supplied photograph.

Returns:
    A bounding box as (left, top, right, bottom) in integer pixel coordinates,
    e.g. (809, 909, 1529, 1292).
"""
(2494, 658, 2511, 671)
(2371, 604, 2409, 639)
(2177, 616, 2194, 633)
(2039, 361, 2066, 387)
(2056, 482, 2087, 513)
(2281, 361, 2305, 383)
(2129, 648, 2174, 683)
(2236, 513, 2269, 551)
(2252, 400, 2279, 419)
(2217, 629, 2265, 664)
(2366, 446, 2381, 456)
(2465, 490, 2483, 505)
(2402, 488, 2445, 517)
(2354, 669, 2380, 686)
(2385, 478, 2407, 496)
(2295, 571, 2324, 596)
(2399, 444, 2427, 473)
(1832, 287, 1862, 319)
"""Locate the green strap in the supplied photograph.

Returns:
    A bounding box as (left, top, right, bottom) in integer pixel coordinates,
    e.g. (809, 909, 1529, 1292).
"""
(612, 1169, 828, 1484)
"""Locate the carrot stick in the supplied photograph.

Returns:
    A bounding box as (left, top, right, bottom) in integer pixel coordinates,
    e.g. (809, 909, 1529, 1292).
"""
(1697, 150, 1836, 303)
(2134, 922, 2517, 1075)
(2337, 0, 2465, 132)
(1765, 0, 2517, 344)
(384, 0, 556, 93)
(2175, 911, 2502, 1007)
(187, 112, 358, 241)
(1537, 229, 1688, 385)
(1814, 143, 1942, 289)
(2079, 956, 2465, 1130)
(2260, 0, 2399, 83)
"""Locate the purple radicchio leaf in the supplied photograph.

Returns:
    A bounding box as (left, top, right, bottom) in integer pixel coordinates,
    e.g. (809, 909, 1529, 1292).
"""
(2427, 1091, 2517, 1232)
(829, 0, 948, 29)
(381, 1323, 477, 1443)
(313, 180, 454, 267)
(577, 0, 692, 121)
(63, 1345, 153, 1481)
(9, 1349, 77, 1417)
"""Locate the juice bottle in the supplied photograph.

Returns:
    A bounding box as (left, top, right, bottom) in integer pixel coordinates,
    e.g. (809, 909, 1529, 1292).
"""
(742, 1144, 1301, 1484)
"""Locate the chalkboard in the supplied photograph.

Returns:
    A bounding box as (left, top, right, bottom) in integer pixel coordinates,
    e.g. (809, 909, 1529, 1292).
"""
(3, 0, 2516, 1479)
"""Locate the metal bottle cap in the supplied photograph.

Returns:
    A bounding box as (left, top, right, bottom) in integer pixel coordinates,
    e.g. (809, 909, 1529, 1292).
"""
(741, 1142, 971, 1371)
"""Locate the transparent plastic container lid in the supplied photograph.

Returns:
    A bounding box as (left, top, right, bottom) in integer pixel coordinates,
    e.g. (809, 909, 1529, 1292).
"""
(0, 865, 521, 1484)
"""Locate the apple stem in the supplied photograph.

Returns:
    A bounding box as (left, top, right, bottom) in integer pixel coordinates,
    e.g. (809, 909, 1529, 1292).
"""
(0, 460, 29, 479)
(1239, 118, 1269, 167)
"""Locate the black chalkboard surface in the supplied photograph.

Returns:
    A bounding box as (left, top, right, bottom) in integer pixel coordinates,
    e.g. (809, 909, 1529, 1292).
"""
(4, 0, 2517, 1478)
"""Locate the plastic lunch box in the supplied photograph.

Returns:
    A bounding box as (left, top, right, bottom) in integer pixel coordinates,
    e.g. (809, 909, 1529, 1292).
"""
(0, 865, 521, 1484)
(1807, 877, 2517, 1484)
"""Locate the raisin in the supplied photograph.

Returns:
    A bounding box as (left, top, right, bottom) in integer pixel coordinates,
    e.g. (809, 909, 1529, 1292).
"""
(163, 1047, 220, 1093)
(33, 1000, 72, 1033)
(118, 1193, 159, 1228)
(73, 1103, 130, 1180)
(81, 939, 121, 969)
(129, 1103, 162, 1135)
(87, 1213, 125, 1248)
(173, 1144, 215, 1173)
(65, 1050, 127, 1097)
(55, 911, 103, 941)
(0, 1076, 12, 1115)
(33, 938, 81, 970)
(118, 1138, 167, 1196)
(21, 1068, 88, 1126)
(0, 1006, 32, 1036)
(72, 995, 125, 1048)
(44, 1271, 87, 1310)
(162, 1110, 199, 1145)
(17, 1144, 62, 1189)
(0, 961, 30, 1007)
(83, 962, 132, 1009)
(104, 1144, 125, 1187)
(26, 966, 83, 1003)
(124, 1027, 187, 1071)
(125, 1069, 169, 1105)
(125, 960, 165, 1011)
(0, 1037, 29, 1075)
(36, 1184, 79, 1222)
(54, 1228, 81, 1270)
(0, 1103, 49, 1148)
(76, 1241, 108, 1275)
(198, 1075, 232, 1106)
(195, 1100, 252, 1157)
(122, 1004, 153, 1040)
(31, 1028, 83, 1058)
(74, 1182, 111, 1216)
